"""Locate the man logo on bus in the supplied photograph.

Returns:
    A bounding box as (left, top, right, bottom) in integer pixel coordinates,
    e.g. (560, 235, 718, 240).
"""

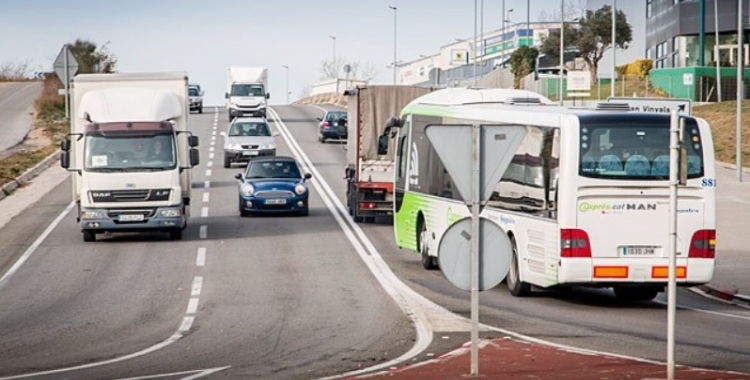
(408, 142, 419, 187)
(579, 202, 658, 213)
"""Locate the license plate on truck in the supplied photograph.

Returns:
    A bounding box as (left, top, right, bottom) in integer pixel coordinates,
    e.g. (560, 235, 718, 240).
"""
(620, 246, 658, 256)
(118, 214, 145, 222)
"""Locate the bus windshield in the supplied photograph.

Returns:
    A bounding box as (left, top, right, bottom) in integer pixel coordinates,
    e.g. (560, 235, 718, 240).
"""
(579, 119, 704, 180)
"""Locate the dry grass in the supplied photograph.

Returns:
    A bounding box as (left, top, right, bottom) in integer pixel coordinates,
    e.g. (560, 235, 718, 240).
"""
(0, 74, 65, 189)
(693, 101, 750, 166)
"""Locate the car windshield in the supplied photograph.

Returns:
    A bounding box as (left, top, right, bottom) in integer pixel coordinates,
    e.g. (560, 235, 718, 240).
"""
(231, 84, 265, 97)
(228, 122, 271, 137)
(188, 88, 200, 96)
(245, 161, 301, 179)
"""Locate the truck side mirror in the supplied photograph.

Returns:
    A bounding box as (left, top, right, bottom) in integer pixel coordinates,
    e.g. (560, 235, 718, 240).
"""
(266, 93, 270, 99)
(377, 134, 390, 155)
(189, 148, 200, 167)
(225, 93, 229, 99)
(60, 151, 70, 169)
(60, 139, 70, 151)
(188, 135, 199, 147)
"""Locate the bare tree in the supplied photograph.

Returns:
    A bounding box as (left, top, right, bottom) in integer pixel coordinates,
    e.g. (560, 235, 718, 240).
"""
(537, 0, 585, 22)
(0, 60, 31, 81)
(320, 58, 344, 80)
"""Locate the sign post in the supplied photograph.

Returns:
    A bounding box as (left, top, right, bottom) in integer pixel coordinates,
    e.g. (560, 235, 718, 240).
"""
(425, 124, 526, 376)
(53, 45, 79, 118)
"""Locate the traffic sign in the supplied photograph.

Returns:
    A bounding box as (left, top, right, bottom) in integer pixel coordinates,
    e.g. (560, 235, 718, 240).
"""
(437, 217, 511, 291)
(607, 97, 692, 116)
(424, 125, 527, 205)
(53, 45, 79, 83)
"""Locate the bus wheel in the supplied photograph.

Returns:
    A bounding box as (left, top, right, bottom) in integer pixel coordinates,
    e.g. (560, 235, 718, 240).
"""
(613, 286, 659, 302)
(419, 219, 438, 270)
(507, 236, 531, 297)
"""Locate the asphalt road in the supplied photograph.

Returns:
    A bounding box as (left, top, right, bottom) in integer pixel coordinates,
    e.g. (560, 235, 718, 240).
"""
(0, 82, 42, 153)
(0, 104, 748, 379)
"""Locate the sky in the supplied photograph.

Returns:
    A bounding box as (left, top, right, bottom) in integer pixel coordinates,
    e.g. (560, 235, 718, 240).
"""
(0, 0, 644, 106)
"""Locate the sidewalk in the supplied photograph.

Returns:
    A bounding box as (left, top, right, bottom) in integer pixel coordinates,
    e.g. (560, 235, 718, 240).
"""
(354, 336, 750, 380)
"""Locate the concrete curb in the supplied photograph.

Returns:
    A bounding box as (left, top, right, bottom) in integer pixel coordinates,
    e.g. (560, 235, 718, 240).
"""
(697, 284, 750, 307)
(0, 150, 61, 201)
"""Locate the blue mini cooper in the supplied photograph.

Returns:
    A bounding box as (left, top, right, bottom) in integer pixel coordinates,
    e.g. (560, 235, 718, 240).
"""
(235, 156, 312, 216)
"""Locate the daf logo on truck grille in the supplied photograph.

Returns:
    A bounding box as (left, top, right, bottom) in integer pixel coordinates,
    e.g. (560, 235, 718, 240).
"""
(126, 183, 136, 188)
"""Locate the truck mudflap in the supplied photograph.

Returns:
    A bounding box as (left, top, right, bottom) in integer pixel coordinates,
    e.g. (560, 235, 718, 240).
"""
(346, 180, 393, 223)
(79, 205, 186, 241)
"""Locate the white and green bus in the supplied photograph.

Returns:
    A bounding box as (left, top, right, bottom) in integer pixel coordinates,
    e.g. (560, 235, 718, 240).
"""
(381, 88, 716, 301)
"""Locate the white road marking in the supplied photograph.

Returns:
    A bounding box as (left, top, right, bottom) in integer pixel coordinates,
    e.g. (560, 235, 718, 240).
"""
(204, 180, 210, 189)
(186, 298, 199, 315)
(209, 147, 215, 152)
(210, 141, 215, 146)
(201, 207, 208, 218)
(205, 169, 212, 177)
(179, 316, 194, 333)
(211, 136, 215, 141)
(202, 192, 209, 203)
(196, 248, 206, 267)
(209, 153, 214, 159)
(113, 366, 232, 380)
(0, 201, 75, 289)
(207, 161, 213, 168)
(212, 130, 216, 136)
(199, 225, 207, 239)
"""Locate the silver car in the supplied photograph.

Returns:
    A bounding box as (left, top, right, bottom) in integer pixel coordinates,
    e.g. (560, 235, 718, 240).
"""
(222, 117, 278, 168)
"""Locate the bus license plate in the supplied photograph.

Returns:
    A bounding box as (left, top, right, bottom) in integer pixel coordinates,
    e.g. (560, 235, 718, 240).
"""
(265, 198, 287, 205)
(118, 214, 144, 222)
(621, 246, 657, 256)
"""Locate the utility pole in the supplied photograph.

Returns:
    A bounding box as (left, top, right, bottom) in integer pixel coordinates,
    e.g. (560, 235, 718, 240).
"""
(559, 0, 565, 105)
(389, 5, 398, 85)
(611, 0, 617, 98)
(282, 65, 289, 104)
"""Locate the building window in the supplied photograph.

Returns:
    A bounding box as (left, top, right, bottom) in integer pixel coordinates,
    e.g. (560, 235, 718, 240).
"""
(647, 0, 652, 18)
(646, 48, 652, 59)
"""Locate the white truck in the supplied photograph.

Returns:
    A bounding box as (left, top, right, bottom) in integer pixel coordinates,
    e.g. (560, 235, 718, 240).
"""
(60, 72, 200, 242)
(343, 85, 435, 222)
(225, 66, 269, 121)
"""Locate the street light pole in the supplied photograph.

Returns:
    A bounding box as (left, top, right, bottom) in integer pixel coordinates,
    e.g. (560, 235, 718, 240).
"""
(560, 0, 565, 105)
(328, 35, 336, 78)
(611, 0, 617, 98)
(282, 65, 289, 104)
(389, 5, 398, 85)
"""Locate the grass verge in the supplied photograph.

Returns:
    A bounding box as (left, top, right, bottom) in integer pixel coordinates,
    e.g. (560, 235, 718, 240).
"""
(693, 101, 750, 166)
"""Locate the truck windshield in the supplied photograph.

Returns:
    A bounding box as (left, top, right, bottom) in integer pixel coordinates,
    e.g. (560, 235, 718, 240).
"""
(231, 84, 265, 97)
(84, 134, 177, 171)
(579, 119, 704, 180)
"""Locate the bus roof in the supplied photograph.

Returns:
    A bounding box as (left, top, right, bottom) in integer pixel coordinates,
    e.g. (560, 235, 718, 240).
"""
(401, 87, 695, 128)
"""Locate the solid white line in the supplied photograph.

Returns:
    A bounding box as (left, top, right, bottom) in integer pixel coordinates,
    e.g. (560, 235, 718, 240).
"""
(191, 277, 202, 296)
(207, 161, 213, 168)
(204, 180, 210, 189)
(205, 169, 212, 177)
(201, 207, 208, 218)
(199, 225, 207, 239)
(0, 201, 75, 289)
(202, 192, 209, 203)
(113, 366, 231, 380)
(196, 247, 206, 267)
(186, 298, 199, 315)
(268, 108, 434, 377)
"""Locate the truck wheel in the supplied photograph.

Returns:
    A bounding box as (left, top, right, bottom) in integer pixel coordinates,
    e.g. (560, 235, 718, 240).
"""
(224, 155, 231, 168)
(169, 229, 183, 240)
(507, 236, 531, 297)
(199, 103, 203, 114)
(418, 219, 438, 270)
(82, 230, 96, 242)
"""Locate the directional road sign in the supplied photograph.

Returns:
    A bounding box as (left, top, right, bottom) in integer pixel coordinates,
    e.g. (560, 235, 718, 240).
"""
(607, 97, 692, 116)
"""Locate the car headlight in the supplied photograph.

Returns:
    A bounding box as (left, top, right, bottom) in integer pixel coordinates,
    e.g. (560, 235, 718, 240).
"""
(261, 143, 276, 150)
(294, 183, 307, 195)
(159, 208, 182, 217)
(81, 210, 105, 219)
(241, 183, 255, 196)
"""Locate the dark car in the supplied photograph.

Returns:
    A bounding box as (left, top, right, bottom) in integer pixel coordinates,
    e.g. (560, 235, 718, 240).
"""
(235, 156, 312, 216)
(317, 110, 348, 143)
